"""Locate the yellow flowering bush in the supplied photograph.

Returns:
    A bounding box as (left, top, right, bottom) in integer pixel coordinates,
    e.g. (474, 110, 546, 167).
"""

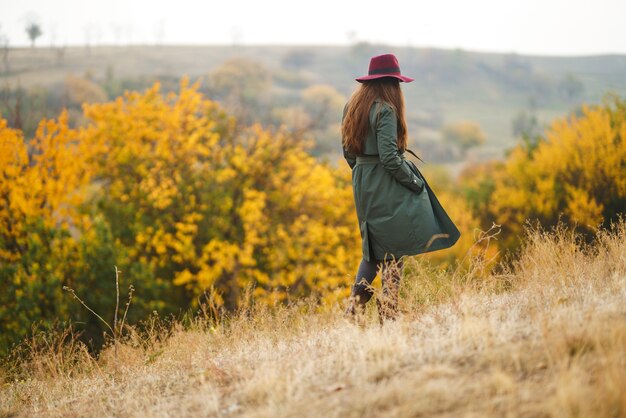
(0, 79, 361, 353)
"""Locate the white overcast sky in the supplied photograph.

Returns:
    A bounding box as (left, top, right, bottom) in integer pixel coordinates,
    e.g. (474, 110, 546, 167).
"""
(1, 0, 624, 55)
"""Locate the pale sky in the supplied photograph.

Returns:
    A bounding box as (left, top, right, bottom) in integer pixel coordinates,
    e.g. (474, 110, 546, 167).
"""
(1, 0, 625, 55)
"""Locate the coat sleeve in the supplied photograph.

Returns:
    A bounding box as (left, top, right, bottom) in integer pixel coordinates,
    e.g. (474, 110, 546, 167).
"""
(376, 104, 424, 193)
(341, 103, 356, 169)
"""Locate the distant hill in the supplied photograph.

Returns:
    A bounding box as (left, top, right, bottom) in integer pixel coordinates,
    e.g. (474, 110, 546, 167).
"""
(3, 44, 626, 163)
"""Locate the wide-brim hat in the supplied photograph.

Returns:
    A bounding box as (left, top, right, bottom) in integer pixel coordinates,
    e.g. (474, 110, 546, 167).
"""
(356, 53, 414, 83)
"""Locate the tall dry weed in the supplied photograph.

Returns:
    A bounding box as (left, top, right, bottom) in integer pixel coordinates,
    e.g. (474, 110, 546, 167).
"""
(1, 219, 624, 417)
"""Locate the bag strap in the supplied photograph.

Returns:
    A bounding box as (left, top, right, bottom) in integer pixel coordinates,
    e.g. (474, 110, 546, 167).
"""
(406, 148, 425, 164)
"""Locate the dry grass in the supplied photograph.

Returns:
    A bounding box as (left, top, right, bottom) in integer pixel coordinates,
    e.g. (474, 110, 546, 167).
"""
(1, 221, 625, 418)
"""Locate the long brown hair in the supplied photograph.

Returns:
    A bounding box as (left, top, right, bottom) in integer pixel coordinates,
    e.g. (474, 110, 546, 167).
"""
(341, 77, 408, 155)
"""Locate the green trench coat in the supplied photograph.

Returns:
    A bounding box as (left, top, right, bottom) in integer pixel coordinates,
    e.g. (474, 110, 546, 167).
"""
(343, 100, 461, 262)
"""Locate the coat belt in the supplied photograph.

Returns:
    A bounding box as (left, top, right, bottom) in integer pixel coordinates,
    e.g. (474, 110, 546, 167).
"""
(356, 154, 405, 165)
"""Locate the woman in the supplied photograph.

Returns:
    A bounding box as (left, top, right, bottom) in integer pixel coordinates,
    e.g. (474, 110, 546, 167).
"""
(341, 53, 460, 322)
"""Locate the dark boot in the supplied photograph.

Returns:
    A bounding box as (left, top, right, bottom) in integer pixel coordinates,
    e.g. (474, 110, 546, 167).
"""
(344, 283, 373, 317)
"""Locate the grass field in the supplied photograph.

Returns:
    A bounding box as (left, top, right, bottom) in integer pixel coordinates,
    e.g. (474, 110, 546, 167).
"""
(1, 221, 625, 417)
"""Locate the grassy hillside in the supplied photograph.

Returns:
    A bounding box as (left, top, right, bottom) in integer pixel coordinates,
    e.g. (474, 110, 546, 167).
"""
(2, 222, 625, 417)
(3, 44, 626, 163)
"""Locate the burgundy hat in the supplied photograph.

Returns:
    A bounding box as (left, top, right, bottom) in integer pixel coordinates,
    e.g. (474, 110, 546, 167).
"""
(356, 53, 414, 83)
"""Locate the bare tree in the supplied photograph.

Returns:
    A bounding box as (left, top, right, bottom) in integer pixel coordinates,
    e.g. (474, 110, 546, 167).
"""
(26, 22, 42, 48)
(0, 25, 9, 75)
(1, 38, 8, 75)
(1, 83, 24, 130)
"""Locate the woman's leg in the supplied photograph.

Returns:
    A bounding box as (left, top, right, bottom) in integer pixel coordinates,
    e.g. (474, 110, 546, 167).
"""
(377, 257, 404, 323)
(345, 257, 381, 315)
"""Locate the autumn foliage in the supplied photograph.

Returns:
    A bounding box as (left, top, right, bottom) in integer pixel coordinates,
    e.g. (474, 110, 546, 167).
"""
(0, 79, 360, 353)
(461, 95, 626, 249)
(1, 79, 625, 355)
